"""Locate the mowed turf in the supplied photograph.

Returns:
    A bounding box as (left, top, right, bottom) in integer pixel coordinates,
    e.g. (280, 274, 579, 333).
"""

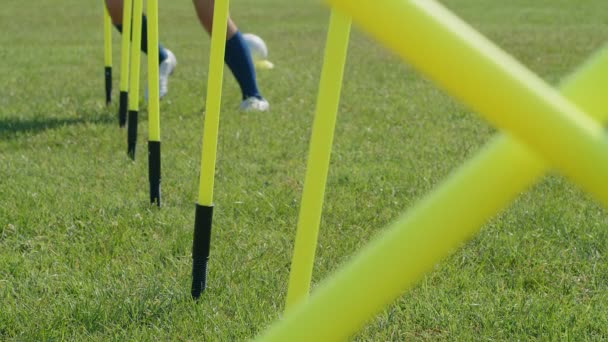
(1, 0, 608, 340)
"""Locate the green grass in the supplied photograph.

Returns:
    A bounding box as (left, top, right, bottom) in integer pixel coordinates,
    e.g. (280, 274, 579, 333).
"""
(1, 0, 608, 339)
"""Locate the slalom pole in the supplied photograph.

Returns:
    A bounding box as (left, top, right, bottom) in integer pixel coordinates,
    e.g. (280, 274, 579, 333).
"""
(191, 0, 230, 299)
(103, 3, 113, 105)
(127, 0, 143, 159)
(118, 0, 133, 127)
(147, 0, 161, 206)
(284, 9, 351, 312)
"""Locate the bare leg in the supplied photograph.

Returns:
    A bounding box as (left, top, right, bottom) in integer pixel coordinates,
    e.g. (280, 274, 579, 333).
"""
(105, 0, 124, 25)
(105, 0, 175, 96)
(192, 0, 238, 39)
(192, 0, 266, 109)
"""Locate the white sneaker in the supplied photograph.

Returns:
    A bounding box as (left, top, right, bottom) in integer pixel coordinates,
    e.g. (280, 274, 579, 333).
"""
(239, 97, 269, 112)
(159, 49, 177, 98)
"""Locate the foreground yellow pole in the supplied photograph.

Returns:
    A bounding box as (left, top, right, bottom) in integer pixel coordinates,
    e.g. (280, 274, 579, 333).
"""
(147, 0, 161, 205)
(284, 9, 351, 312)
(327, 0, 608, 208)
(256, 46, 608, 341)
(191, 0, 230, 299)
(103, 4, 112, 105)
(197, 1, 230, 207)
(127, 0, 143, 159)
(118, 0, 133, 126)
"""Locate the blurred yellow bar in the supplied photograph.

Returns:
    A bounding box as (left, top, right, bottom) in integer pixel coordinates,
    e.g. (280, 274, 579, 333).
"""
(197, 0, 230, 206)
(325, 0, 608, 208)
(103, 5, 112, 68)
(147, 0, 160, 141)
(119, 0, 132, 92)
(257, 46, 608, 341)
(127, 0, 143, 111)
(285, 9, 351, 312)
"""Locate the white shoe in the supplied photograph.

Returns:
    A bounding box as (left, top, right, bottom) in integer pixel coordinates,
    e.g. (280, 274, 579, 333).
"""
(239, 96, 269, 112)
(159, 49, 177, 98)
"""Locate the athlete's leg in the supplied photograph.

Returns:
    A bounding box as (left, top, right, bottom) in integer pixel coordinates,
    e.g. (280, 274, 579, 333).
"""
(105, 0, 176, 97)
(105, 0, 125, 26)
(192, 0, 267, 110)
(104, 0, 169, 63)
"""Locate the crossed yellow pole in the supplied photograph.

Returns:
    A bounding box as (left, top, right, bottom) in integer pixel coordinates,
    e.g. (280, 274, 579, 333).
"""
(329, 0, 608, 204)
(258, 0, 608, 340)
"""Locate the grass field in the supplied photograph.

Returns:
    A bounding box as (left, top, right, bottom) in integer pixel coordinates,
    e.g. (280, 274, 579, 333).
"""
(2, 0, 608, 340)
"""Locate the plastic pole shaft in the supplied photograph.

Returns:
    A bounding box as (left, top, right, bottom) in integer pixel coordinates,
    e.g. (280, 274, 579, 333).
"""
(191, 0, 230, 298)
(147, 0, 161, 206)
(285, 9, 351, 312)
(118, 0, 132, 126)
(103, 5, 112, 104)
(127, 0, 143, 160)
(196, 0, 229, 206)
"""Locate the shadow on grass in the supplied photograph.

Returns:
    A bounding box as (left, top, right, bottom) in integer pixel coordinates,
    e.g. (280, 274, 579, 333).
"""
(0, 109, 116, 139)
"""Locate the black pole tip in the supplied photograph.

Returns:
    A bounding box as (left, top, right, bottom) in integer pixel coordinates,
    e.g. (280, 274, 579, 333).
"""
(148, 141, 161, 207)
(118, 91, 128, 127)
(127, 146, 136, 160)
(150, 192, 161, 207)
(105, 67, 112, 105)
(191, 257, 208, 299)
(191, 204, 214, 300)
(127, 110, 138, 160)
(150, 189, 161, 207)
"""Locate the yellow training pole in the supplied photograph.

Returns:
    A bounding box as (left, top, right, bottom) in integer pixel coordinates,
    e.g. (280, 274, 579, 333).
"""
(326, 0, 608, 209)
(118, 0, 133, 126)
(256, 47, 608, 341)
(147, 0, 161, 206)
(191, 0, 230, 299)
(127, 0, 143, 159)
(103, 4, 112, 105)
(284, 9, 351, 312)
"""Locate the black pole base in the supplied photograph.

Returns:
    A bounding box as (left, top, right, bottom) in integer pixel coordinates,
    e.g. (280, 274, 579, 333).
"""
(118, 91, 128, 127)
(191, 204, 214, 300)
(127, 110, 138, 160)
(105, 67, 112, 105)
(148, 141, 161, 207)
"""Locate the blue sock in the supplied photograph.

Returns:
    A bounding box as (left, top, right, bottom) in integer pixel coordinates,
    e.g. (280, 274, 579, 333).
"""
(114, 15, 168, 64)
(224, 31, 262, 100)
